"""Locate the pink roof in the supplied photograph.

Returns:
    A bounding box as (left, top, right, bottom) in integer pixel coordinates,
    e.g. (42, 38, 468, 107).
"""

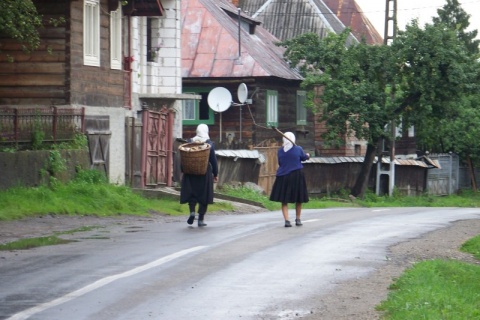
(181, 0, 303, 80)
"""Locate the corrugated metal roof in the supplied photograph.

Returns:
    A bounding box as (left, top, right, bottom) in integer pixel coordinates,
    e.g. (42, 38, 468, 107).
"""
(304, 156, 434, 168)
(238, 0, 358, 45)
(181, 0, 303, 80)
(216, 149, 266, 163)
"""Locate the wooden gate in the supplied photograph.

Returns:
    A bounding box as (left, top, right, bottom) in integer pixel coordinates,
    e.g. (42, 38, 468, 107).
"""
(255, 146, 278, 195)
(141, 106, 173, 187)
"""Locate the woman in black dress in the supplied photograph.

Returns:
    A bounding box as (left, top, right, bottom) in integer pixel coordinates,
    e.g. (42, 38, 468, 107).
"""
(180, 124, 218, 227)
(269, 132, 310, 227)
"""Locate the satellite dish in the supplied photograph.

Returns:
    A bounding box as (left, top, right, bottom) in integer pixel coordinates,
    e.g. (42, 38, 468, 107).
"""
(208, 87, 232, 112)
(237, 83, 248, 103)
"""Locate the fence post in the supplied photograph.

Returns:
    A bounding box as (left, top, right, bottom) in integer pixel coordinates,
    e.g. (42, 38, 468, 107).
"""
(53, 106, 58, 143)
(81, 107, 86, 133)
(449, 152, 453, 195)
(14, 108, 19, 145)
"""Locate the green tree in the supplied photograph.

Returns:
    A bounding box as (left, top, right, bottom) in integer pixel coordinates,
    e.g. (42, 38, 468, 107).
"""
(0, 0, 42, 54)
(432, 0, 479, 55)
(282, 30, 397, 197)
(418, 0, 480, 189)
(281, 22, 477, 198)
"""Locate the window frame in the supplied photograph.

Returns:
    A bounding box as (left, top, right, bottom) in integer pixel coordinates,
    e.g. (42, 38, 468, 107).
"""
(296, 90, 307, 125)
(84, 0, 100, 67)
(110, 7, 122, 70)
(266, 90, 278, 128)
(182, 88, 215, 126)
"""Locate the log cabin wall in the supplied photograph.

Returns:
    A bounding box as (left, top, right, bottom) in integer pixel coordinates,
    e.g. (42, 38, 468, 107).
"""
(182, 79, 315, 153)
(0, 0, 70, 105)
(0, 0, 124, 108)
(69, 0, 124, 107)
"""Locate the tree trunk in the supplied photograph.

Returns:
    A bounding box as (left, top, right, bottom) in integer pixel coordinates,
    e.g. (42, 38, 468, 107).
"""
(467, 155, 477, 192)
(351, 143, 377, 198)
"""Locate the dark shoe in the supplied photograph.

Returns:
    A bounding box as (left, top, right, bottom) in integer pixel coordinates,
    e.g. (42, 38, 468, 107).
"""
(285, 220, 292, 227)
(187, 212, 195, 225)
(198, 220, 207, 227)
(295, 219, 303, 226)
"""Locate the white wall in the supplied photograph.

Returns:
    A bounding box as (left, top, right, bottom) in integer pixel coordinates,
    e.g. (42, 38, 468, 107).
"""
(129, 0, 183, 140)
(83, 106, 126, 185)
(130, 0, 183, 111)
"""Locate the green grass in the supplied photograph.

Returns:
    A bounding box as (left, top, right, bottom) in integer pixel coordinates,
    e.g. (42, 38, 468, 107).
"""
(0, 236, 76, 250)
(0, 226, 105, 251)
(377, 260, 480, 319)
(0, 171, 233, 221)
(217, 186, 480, 210)
(357, 189, 480, 207)
(461, 234, 480, 260)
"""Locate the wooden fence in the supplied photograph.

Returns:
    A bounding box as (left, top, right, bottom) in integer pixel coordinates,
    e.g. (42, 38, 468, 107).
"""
(0, 106, 85, 144)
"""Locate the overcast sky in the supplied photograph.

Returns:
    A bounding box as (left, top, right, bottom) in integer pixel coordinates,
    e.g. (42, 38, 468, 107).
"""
(354, 0, 480, 39)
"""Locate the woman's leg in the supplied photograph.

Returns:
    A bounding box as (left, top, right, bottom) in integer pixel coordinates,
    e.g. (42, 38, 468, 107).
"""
(282, 203, 291, 227)
(187, 201, 196, 225)
(295, 203, 303, 226)
(198, 203, 208, 227)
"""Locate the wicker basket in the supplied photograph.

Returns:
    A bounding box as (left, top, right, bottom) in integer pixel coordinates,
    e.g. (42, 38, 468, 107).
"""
(179, 142, 211, 175)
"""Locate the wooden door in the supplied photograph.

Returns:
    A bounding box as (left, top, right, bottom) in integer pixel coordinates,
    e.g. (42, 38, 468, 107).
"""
(255, 146, 278, 195)
(142, 106, 172, 187)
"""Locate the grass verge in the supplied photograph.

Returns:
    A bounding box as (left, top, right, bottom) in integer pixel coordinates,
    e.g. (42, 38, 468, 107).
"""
(377, 259, 480, 319)
(0, 183, 233, 221)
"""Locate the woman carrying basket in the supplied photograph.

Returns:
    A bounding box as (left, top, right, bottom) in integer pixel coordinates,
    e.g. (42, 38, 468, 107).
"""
(180, 124, 218, 227)
(269, 132, 310, 227)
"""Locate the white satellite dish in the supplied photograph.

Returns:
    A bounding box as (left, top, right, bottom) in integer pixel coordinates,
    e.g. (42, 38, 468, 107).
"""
(208, 87, 232, 113)
(237, 83, 248, 103)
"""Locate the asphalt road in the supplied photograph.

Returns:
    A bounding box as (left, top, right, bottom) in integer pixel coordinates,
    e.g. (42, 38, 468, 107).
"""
(1, 207, 479, 320)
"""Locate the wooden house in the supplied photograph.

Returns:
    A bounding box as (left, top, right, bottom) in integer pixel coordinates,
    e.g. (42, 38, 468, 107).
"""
(0, 0, 189, 189)
(180, 0, 312, 151)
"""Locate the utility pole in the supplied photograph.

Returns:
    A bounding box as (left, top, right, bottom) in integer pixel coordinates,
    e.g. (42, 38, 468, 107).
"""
(384, 0, 397, 45)
(376, 0, 397, 196)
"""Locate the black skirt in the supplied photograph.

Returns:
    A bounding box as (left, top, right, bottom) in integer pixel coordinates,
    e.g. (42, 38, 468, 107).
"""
(180, 164, 214, 206)
(269, 169, 309, 204)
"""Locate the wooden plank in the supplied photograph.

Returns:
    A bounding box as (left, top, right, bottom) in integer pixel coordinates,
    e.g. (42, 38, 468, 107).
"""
(0, 62, 65, 74)
(0, 75, 65, 86)
(0, 86, 66, 98)
(0, 98, 67, 105)
(0, 51, 65, 63)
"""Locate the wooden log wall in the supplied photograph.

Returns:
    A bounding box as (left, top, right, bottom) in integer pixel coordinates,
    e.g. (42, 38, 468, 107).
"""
(69, 0, 124, 107)
(0, 0, 69, 105)
(0, 0, 124, 108)
(182, 80, 315, 152)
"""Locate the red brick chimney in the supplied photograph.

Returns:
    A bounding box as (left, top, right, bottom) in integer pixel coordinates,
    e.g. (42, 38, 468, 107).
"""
(230, 0, 239, 7)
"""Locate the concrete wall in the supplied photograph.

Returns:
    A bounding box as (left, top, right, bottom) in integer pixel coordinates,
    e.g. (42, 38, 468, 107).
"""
(83, 106, 126, 185)
(0, 150, 90, 190)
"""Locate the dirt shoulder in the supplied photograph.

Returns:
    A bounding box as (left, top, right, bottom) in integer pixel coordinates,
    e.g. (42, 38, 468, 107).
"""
(304, 218, 480, 319)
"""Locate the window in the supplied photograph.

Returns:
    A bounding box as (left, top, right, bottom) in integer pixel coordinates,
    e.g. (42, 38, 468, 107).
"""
(110, 8, 122, 70)
(266, 90, 278, 127)
(296, 90, 307, 125)
(355, 144, 361, 156)
(182, 89, 215, 125)
(183, 97, 196, 121)
(147, 18, 154, 62)
(84, 0, 100, 66)
(408, 125, 415, 137)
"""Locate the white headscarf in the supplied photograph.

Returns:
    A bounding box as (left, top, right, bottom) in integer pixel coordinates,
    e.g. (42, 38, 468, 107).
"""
(282, 132, 295, 152)
(192, 124, 210, 143)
